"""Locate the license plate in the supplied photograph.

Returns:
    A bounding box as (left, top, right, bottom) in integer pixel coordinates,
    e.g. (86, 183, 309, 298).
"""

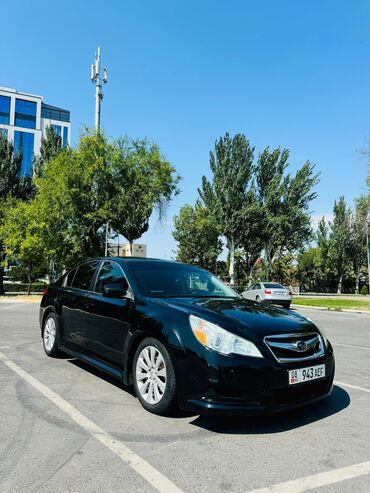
(289, 364, 325, 385)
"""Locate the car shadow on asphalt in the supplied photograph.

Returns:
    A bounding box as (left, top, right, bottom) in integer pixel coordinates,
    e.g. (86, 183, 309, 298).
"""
(190, 385, 350, 434)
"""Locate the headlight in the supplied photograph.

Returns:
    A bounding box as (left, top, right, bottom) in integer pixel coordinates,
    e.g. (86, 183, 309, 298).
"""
(189, 315, 263, 357)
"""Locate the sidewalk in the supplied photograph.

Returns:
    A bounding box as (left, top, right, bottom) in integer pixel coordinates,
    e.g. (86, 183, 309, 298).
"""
(292, 303, 370, 315)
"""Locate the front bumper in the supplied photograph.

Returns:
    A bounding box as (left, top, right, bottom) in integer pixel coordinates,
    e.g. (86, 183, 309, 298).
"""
(177, 344, 335, 416)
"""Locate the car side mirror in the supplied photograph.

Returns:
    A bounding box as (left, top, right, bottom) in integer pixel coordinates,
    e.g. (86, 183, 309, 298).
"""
(102, 282, 127, 298)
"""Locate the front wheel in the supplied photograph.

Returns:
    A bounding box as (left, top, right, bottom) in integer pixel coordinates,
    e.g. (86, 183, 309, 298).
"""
(133, 338, 177, 416)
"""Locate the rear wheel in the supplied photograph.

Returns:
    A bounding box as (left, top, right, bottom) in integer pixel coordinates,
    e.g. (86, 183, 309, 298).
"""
(42, 312, 61, 357)
(133, 338, 177, 415)
(256, 295, 261, 302)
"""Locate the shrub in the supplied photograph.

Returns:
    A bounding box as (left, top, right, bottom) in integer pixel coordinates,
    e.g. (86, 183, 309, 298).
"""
(360, 285, 369, 296)
(3, 282, 45, 293)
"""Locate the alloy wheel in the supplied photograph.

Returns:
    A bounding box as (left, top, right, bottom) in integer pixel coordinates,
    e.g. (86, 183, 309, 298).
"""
(44, 317, 56, 351)
(136, 346, 167, 404)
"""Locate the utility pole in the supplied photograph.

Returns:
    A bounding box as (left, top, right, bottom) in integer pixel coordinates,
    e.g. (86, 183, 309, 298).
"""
(91, 46, 109, 255)
(91, 46, 108, 130)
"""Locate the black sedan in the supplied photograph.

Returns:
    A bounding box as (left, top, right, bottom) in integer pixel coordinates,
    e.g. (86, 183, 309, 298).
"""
(40, 258, 335, 416)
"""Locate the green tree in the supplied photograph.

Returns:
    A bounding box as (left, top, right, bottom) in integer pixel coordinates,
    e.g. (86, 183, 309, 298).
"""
(173, 201, 222, 270)
(328, 197, 352, 294)
(270, 252, 297, 286)
(350, 196, 370, 294)
(0, 133, 33, 295)
(254, 147, 319, 278)
(27, 130, 179, 274)
(109, 138, 180, 254)
(0, 199, 46, 294)
(32, 125, 63, 178)
(199, 133, 254, 285)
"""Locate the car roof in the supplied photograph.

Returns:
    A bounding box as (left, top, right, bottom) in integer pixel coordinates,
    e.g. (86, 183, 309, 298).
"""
(86, 257, 193, 268)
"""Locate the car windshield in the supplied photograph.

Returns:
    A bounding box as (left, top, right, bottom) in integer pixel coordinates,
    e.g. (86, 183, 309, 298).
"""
(131, 265, 239, 298)
(263, 283, 285, 289)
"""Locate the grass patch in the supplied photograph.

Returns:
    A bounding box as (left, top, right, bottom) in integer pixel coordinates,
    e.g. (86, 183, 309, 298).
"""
(292, 297, 370, 311)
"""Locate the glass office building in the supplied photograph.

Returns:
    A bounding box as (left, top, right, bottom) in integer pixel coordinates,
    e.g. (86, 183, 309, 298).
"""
(0, 86, 71, 176)
(14, 131, 35, 176)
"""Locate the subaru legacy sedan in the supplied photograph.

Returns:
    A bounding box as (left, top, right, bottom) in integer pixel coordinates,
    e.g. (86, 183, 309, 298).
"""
(40, 258, 334, 416)
(242, 282, 292, 309)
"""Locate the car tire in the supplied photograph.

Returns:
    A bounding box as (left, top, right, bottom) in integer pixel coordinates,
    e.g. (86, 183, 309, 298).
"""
(284, 303, 291, 309)
(42, 312, 61, 357)
(133, 337, 177, 416)
(256, 295, 261, 302)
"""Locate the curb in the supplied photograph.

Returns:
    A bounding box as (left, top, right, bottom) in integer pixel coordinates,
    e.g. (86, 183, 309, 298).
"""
(292, 304, 370, 315)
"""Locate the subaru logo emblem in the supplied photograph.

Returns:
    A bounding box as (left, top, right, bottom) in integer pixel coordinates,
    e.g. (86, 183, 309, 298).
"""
(296, 341, 307, 351)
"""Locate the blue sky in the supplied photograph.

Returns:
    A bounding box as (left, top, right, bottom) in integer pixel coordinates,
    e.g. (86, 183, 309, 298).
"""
(2, 1, 370, 258)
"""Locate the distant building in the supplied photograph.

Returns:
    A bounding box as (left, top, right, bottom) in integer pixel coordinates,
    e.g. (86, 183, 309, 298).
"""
(108, 243, 147, 258)
(0, 85, 71, 176)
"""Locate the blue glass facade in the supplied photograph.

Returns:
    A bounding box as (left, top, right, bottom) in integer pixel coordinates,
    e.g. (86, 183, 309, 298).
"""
(0, 95, 10, 124)
(63, 126, 68, 147)
(15, 99, 37, 129)
(14, 131, 35, 176)
(51, 124, 62, 136)
(41, 103, 70, 122)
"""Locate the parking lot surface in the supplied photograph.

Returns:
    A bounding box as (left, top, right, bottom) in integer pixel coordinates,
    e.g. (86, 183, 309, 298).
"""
(0, 302, 369, 492)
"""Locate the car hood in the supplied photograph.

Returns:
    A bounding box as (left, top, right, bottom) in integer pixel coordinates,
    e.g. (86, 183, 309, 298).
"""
(157, 297, 316, 339)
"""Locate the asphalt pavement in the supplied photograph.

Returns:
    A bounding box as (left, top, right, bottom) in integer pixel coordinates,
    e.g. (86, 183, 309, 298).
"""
(0, 302, 369, 493)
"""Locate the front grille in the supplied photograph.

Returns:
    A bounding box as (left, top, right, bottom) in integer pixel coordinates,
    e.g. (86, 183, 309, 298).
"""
(264, 332, 325, 363)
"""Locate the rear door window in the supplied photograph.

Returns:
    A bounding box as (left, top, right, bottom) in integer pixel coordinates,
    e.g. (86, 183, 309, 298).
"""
(72, 261, 99, 291)
(64, 267, 78, 287)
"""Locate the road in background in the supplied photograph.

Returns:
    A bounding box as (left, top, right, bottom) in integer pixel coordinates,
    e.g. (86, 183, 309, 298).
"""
(0, 303, 369, 492)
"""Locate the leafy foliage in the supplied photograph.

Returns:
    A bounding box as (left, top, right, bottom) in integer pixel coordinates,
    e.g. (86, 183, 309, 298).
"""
(199, 133, 254, 283)
(32, 125, 63, 178)
(173, 201, 222, 270)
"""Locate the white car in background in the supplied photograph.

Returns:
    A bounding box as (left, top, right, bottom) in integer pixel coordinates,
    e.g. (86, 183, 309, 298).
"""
(242, 282, 292, 309)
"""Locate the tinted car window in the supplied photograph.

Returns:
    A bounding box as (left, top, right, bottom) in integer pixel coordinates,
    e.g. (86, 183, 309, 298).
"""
(132, 266, 237, 298)
(72, 261, 99, 291)
(64, 267, 78, 287)
(95, 261, 128, 294)
(264, 283, 284, 289)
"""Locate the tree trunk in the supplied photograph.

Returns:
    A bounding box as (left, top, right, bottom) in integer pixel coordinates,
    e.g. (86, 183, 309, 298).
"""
(265, 248, 271, 280)
(355, 270, 360, 295)
(129, 240, 133, 257)
(0, 266, 5, 296)
(337, 275, 343, 295)
(229, 237, 235, 286)
(27, 271, 32, 296)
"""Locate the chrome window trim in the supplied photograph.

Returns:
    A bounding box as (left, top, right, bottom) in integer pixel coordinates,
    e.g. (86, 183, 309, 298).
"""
(264, 332, 325, 363)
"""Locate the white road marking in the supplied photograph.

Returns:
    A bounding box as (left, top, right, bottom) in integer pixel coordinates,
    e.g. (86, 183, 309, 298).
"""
(335, 381, 370, 394)
(0, 346, 10, 349)
(0, 351, 183, 493)
(333, 343, 370, 351)
(246, 460, 370, 493)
